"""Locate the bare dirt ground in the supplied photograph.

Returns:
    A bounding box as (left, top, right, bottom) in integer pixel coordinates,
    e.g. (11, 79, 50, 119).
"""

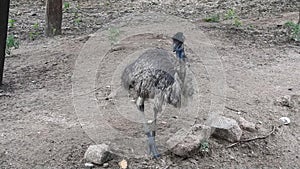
(1, 0, 300, 168)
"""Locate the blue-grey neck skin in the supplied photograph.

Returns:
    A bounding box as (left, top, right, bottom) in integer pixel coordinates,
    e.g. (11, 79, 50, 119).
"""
(173, 41, 185, 60)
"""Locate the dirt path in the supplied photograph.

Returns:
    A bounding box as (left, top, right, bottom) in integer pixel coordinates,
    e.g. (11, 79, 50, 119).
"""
(1, 1, 300, 169)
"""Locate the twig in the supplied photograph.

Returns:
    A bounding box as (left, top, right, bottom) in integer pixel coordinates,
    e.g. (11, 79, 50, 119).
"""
(226, 126, 276, 148)
(0, 93, 11, 97)
(225, 106, 248, 114)
(163, 165, 170, 169)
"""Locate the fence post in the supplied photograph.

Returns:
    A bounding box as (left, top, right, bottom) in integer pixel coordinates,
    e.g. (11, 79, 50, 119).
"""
(45, 0, 62, 36)
(0, 0, 10, 85)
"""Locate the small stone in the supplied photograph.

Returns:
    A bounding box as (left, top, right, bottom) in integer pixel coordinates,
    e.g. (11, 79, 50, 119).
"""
(210, 116, 242, 142)
(274, 95, 292, 107)
(279, 117, 291, 125)
(30, 12, 37, 16)
(166, 124, 211, 157)
(84, 144, 114, 165)
(118, 159, 128, 169)
(237, 117, 256, 132)
(84, 163, 94, 168)
(103, 163, 109, 168)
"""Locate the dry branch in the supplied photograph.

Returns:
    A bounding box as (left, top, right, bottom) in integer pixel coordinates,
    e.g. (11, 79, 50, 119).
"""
(225, 106, 248, 114)
(226, 126, 276, 148)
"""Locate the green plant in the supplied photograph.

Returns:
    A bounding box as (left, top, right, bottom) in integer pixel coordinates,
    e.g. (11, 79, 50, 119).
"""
(73, 3, 82, 25)
(29, 22, 40, 41)
(52, 28, 57, 35)
(108, 27, 120, 45)
(6, 35, 19, 55)
(33, 23, 39, 30)
(8, 19, 16, 28)
(63, 2, 70, 11)
(105, 0, 111, 7)
(200, 141, 209, 153)
(284, 21, 300, 41)
(224, 9, 236, 20)
(29, 32, 36, 41)
(247, 24, 254, 30)
(74, 17, 82, 24)
(233, 18, 242, 27)
(74, 11, 79, 18)
(203, 14, 220, 23)
(224, 8, 243, 27)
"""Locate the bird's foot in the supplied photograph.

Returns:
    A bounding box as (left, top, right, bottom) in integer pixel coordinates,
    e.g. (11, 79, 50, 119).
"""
(146, 133, 160, 158)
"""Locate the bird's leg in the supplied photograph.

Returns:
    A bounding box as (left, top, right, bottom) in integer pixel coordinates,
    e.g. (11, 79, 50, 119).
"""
(151, 109, 158, 139)
(152, 91, 163, 140)
(136, 97, 160, 158)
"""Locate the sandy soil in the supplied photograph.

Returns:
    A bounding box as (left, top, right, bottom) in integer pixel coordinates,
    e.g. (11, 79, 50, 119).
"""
(1, 0, 300, 168)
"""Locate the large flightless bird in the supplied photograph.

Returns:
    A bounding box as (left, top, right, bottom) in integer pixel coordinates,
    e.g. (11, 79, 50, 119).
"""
(121, 32, 187, 158)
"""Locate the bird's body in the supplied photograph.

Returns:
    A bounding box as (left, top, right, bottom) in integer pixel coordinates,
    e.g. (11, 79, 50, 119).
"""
(122, 48, 183, 107)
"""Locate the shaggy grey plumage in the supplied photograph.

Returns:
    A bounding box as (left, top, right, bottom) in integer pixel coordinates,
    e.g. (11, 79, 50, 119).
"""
(121, 47, 186, 158)
(122, 48, 183, 108)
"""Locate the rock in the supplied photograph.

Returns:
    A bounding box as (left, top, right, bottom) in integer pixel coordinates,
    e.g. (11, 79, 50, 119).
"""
(237, 117, 256, 132)
(279, 117, 291, 125)
(30, 12, 37, 16)
(210, 116, 242, 142)
(274, 95, 292, 107)
(84, 144, 114, 165)
(103, 163, 109, 168)
(118, 159, 128, 169)
(274, 95, 300, 108)
(84, 163, 94, 168)
(166, 124, 212, 157)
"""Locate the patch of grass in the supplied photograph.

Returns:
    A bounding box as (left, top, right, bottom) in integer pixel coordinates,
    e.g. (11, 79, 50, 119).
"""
(29, 23, 40, 41)
(247, 24, 254, 30)
(74, 17, 82, 25)
(73, 3, 82, 25)
(203, 14, 220, 23)
(224, 9, 236, 20)
(29, 32, 37, 41)
(200, 141, 210, 154)
(233, 18, 243, 27)
(105, 0, 111, 7)
(6, 35, 19, 55)
(63, 2, 70, 11)
(223, 8, 244, 27)
(33, 23, 39, 30)
(8, 19, 16, 28)
(74, 11, 79, 18)
(284, 21, 300, 41)
(108, 27, 120, 45)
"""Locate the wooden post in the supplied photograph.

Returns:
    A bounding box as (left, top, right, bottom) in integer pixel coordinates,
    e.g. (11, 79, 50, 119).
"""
(0, 0, 10, 85)
(298, 8, 300, 25)
(45, 0, 62, 36)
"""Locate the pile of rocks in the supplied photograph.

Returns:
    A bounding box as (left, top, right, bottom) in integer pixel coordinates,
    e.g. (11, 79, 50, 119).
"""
(83, 114, 257, 167)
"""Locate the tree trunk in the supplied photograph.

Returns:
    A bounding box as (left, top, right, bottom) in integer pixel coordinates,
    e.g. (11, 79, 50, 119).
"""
(45, 0, 62, 37)
(298, 9, 300, 25)
(0, 0, 10, 85)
